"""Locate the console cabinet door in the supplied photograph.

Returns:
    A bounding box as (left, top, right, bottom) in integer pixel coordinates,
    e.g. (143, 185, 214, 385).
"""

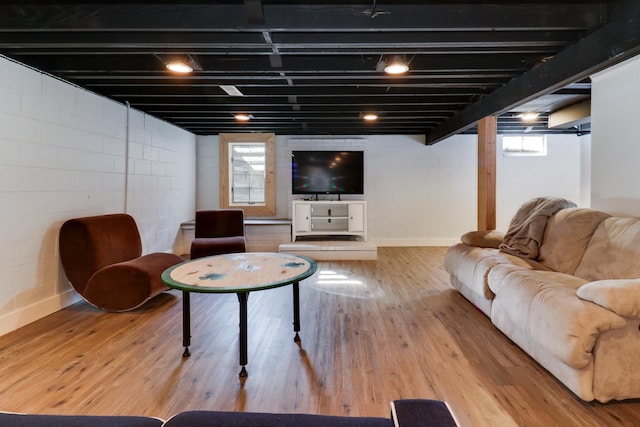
(293, 202, 311, 233)
(349, 202, 365, 233)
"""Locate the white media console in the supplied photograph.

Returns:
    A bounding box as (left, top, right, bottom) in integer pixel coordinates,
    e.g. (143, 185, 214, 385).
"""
(292, 200, 367, 241)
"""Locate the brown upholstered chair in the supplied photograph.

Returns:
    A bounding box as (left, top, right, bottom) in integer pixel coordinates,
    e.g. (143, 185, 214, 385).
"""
(59, 213, 184, 312)
(190, 209, 247, 259)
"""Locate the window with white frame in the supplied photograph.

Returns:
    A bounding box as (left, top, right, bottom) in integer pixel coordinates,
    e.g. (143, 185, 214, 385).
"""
(229, 143, 266, 205)
(502, 135, 547, 156)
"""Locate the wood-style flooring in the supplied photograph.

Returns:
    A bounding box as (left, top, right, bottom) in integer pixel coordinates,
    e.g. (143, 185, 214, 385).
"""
(0, 247, 639, 426)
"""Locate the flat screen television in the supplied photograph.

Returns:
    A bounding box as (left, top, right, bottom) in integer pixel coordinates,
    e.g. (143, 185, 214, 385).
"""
(292, 150, 364, 196)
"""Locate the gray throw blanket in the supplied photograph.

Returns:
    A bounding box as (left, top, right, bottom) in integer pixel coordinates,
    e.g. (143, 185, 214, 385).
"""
(499, 197, 577, 259)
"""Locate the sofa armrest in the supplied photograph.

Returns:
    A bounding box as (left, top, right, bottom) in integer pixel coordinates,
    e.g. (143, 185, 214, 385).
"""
(390, 399, 459, 427)
(461, 230, 505, 248)
(577, 279, 640, 318)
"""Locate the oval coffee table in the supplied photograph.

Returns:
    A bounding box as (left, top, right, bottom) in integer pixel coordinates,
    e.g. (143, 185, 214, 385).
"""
(161, 252, 317, 378)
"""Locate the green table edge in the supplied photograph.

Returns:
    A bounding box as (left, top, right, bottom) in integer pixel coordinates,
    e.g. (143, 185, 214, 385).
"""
(161, 253, 318, 293)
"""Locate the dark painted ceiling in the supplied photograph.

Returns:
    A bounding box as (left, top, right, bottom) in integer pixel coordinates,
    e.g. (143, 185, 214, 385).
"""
(1, 1, 639, 143)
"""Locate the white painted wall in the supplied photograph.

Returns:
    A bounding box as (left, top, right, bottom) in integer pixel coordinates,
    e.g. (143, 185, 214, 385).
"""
(0, 56, 196, 336)
(366, 134, 478, 245)
(496, 133, 589, 231)
(197, 132, 585, 244)
(196, 135, 220, 211)
(579, 133, 592, 208)
(590, 54, 640, 216)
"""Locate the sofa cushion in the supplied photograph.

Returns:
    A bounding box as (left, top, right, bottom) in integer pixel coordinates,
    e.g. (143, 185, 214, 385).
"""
(0, 411, 163, 426)
(537, 208, 610, 275)
(163, 411, 392, 427)
(488, 268, 626, 368)
(577, 279, 640, 318)
(390, 399, 458, 427)
(574, 217, 640, 281)
(446, 245, 542, 297)
(488, 266, 580, 295)
(445, 243, 549, 317)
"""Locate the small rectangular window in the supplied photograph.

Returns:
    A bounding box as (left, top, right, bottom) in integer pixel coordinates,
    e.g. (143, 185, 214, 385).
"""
(219, 133, 275, 216)
(502, 135, 547, 156)
(230, 143, 266, 205)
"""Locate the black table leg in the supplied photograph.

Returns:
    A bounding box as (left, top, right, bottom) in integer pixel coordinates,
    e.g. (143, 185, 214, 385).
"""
(293, 281, 301, 343)
(182, 291, 191, 357)
(237, 292, 249, 378)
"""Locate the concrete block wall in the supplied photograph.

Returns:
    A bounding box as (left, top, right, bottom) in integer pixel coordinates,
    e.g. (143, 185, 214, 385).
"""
(0, 56, 196, 336)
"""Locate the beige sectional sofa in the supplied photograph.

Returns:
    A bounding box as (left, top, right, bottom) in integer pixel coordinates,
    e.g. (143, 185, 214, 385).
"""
(444, 200, 640, 402)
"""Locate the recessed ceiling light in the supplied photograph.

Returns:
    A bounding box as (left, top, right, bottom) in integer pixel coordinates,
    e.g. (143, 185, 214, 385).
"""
(384, 63, 409, 74)
(519, 112, 539, 122)
(384, 56, 409, 74)
(363, 113, 378, 121)
(166, 61, 193, 73)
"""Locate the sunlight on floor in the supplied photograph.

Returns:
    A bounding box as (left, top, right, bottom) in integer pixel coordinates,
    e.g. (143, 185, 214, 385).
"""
(316, 270, 364, 286)
(307, 269, 385, 299)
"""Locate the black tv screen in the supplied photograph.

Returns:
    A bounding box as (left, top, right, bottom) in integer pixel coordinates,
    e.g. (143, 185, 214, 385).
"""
(292, 150, 364, 195)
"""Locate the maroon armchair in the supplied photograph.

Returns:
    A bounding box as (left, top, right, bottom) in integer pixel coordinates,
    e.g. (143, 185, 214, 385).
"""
(59, 213, 184, 312)
(190, 209, 247, 259)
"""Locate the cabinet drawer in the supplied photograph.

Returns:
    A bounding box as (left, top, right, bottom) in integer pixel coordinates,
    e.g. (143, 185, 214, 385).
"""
(310, 204, 348, 217)
(311, 217, 348, 231)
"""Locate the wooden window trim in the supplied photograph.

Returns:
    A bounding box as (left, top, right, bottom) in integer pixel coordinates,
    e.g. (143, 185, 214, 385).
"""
(219, 133, 276, 216)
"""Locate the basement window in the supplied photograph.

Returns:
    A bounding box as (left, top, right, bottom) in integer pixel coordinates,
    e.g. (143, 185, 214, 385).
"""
(220, 133, 276, 216)
(502, 135, 547, 156)
(229, 143, 266, 204)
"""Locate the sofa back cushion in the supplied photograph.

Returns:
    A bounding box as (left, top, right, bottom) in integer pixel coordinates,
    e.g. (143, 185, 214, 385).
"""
(537, 208, 610, 274)
(574, 216, 640, 281)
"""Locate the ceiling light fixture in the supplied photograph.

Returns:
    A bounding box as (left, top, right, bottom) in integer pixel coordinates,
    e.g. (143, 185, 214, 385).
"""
(362, 113, 378, 121)
(519, 112, 540, 122)
(166, 61, 193, 73)
(163, 54, 201, 74)
(383, 55, 409, 75)
(234, 113, 252, 121)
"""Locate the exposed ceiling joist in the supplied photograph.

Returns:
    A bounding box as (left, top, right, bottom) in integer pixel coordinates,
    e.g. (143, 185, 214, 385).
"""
(425, 1, 640, 144)
(245, 0, 265, 26)
(0, 1, 637, 138)
(0, 3, 606, 31)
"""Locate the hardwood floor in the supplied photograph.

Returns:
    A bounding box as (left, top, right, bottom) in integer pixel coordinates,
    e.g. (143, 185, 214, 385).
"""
(1, 247, 639, 426)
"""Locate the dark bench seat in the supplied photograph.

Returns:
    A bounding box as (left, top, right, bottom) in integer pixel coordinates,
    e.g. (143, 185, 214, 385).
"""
(0, 399, 458, 427)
